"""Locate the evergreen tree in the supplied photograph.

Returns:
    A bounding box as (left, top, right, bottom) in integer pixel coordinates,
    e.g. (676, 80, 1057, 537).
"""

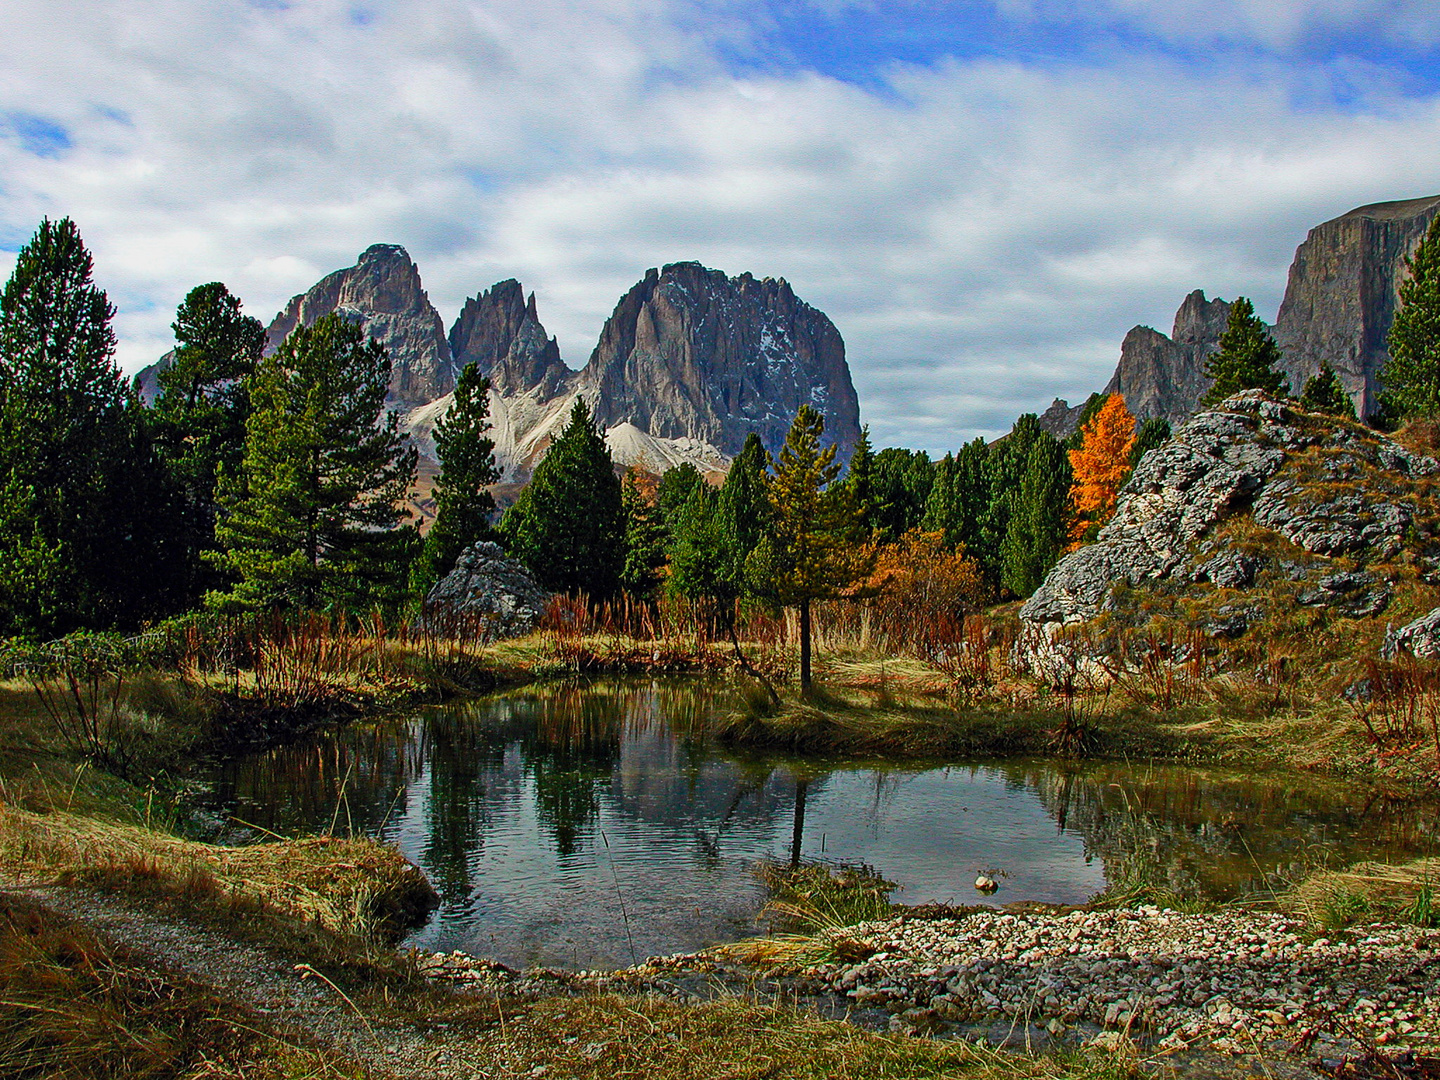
(0, 217, 160, 635)
(1381, 213, 1440, 419)
(667, 482, 724, 605)
(870, 447, 932, 541)
(999, 436, 1071, 598)
(845, 425, 875, 534)
(1201, 297, 1289, 405)
(656, 463, 707, 531)
(620, 468, 667, 600)
(499, 398, 624, 598)
(1128, 416, 1171, 467)
(1067, 393, 1136, 547)
(976, 415, 1043, 581)
(1299, 362, 1357, 419)
(150, 282, 266, 606)
(1066, 393, 1107, 450)
(208, 313, 418, 613)
(756, 405, 869, 689)
(714, 433, 770, 597)
(415, 361, 499, 593)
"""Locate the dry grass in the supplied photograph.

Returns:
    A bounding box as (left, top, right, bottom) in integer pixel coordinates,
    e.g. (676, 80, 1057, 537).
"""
(1283, 856, 1440, 930)
(0, 805, 436, 945)
(0, 893, 363, 1080)
(430, 993, 1142, 1080)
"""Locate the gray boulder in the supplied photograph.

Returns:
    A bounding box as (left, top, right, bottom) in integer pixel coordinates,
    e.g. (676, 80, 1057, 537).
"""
(1382, 607, 1440, 660)
(424, 542, 550, 639)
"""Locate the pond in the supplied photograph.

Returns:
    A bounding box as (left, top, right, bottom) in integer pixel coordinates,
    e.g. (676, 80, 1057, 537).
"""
(203, 680, 1440, 970)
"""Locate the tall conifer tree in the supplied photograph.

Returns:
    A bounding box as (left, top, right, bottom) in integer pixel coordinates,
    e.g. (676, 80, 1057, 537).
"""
(1201, 297, 1288, 405)
(1299, 363, 1357, 419)
(1381, 213, 1440, 419)
(208, 313, 418, 613)
(1000, 437, 1071, 598)
(499, 398, 624, 598)
(416, 361, 499, 593)
(0, 217, 159, 634)
(151, 282, 266, 606)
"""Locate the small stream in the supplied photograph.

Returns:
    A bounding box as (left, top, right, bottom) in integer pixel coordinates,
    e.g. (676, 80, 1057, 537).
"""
(202, 679, 1440, 970)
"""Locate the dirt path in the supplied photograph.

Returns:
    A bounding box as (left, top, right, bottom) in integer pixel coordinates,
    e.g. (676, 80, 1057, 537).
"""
(2, 878, 502, 1079)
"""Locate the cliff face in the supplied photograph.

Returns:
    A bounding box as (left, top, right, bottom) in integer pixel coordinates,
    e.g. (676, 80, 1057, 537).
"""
(265, 244, 454, 406)
(1273, 195, 1440, 420)
(1104, 290, 1235, 425)
(584, 262, 862, 458)
(448, 280, 574, 399)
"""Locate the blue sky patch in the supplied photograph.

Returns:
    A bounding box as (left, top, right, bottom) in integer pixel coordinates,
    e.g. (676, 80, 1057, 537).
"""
(3, 113, 72, 158)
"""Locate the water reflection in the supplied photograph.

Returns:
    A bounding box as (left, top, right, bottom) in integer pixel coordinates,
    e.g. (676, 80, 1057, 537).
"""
(204, 680, 1440, 970)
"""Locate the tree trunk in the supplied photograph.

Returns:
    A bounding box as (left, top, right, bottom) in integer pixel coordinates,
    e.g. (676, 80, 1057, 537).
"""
(789, 777, 809, 868)
(799, 598, 812, 690)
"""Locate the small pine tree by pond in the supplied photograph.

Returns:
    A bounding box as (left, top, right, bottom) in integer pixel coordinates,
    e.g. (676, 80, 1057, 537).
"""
(207, 313, 418, 614)
(1299, 362, 1357, 419)
(1381, 212, 1440, 420)
(1201, 296, 1289, 405)
(753, 405, 870, 690)
(499, 398, 625, 598)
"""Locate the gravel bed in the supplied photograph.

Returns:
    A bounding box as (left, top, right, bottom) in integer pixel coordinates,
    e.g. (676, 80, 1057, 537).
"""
(784, 906, 1440, 1059)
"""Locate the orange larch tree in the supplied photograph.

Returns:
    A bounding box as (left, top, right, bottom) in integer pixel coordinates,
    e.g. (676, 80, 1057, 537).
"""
(1067, 393, 1136, 547)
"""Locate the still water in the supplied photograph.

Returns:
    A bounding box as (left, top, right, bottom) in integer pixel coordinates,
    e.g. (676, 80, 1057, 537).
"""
(204, 680, 1440, 970)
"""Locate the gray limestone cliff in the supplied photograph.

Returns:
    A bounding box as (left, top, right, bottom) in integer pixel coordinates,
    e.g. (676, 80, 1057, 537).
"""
(265, 244, 454, 407)
(449, 279, 574, 399)
(1104, 290, 1236, 425)
(1273, 194, 1440, 421)
(584, 262, 862, 458)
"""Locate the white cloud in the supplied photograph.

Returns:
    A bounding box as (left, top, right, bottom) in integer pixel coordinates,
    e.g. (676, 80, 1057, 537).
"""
(2, 1, 1440, 449)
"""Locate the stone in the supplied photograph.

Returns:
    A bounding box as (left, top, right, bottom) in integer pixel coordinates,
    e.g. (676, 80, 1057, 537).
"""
(1381, 606, 1440, 660)
(1104, 290, 1233, 425)
(423, 541, 550, 639)
(448, 279, 573, 400)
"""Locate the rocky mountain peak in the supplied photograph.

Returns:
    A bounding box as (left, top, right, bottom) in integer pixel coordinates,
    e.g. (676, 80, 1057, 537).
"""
(1171, 289, 1231, 346)
(265, 244, 453, 406)
(585, 261, 861, 458)
(1103, 291, 1236, 426)
(449, 279, 573, 399)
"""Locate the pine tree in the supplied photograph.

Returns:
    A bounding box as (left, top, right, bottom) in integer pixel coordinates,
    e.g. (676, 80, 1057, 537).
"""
(1201, 297, 1289, 405)
(150, 282, 266, 606)
(870, 447, 932, 541)
(667, 482, 724, 605)
(1381, 213, 1440, 419)
(656, 463, 707, 531)
(0, 217, 159, 634)
(620, 468, 667, 600)
(846, 425, 875, 535)
(977, 415, 1042, 581)
(415, 361, 499, 594)
(756, 405, 869, 689)
(1299, 362, 1357, 419)
(208, 313, 418, 613)
(1000, 436, 1072, 598)
(499, 398, 624, 598)
(1067, 393, 1136, 547)
(715, 433, 770, 598)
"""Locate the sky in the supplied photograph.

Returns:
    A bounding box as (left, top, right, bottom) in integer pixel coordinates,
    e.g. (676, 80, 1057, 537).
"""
(3, 1, 1440, 452)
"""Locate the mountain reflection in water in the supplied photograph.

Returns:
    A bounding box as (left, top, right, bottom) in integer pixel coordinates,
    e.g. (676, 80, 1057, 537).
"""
(204, 680, 1440, 970)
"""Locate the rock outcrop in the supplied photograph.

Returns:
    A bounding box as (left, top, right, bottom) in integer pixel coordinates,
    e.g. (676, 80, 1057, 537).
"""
(1103, 290, 1235, 425)
(1020, 391, 1440, 641)
(424, 541, 550, 639)
(586, 262, 862, 459)
(1383, 606, 1440, 660)
(265, 244, 454, 407)
(1273, 194, 1440, 420)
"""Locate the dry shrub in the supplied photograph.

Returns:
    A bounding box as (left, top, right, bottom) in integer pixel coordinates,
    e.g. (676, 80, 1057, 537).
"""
(861, 531, 987, 655)
(1350, 656, 1440, 770)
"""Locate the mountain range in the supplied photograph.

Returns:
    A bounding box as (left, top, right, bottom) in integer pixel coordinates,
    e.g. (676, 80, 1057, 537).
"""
(139, 249, 862, 482)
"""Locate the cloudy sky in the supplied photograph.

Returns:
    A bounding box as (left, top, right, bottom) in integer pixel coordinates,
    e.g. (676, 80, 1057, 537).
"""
(3, 1, 1440, 451)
